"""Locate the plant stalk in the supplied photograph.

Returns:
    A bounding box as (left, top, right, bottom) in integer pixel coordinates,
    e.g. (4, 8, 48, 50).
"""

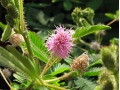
(106, 18, 119, 26)
(44, 83, 66, 90)
(45, 71, 75, 83)
(19, 0, 25, 33)
(79, 39, 90, 47)
(40, 55, 54, 77)
(22, 32, 34, 61)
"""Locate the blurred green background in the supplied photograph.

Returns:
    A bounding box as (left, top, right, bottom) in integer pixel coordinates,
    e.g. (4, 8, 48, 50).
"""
(0, 0, 119, 44)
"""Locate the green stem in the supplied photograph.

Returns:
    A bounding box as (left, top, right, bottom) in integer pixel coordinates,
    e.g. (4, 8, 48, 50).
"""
(79, 39, 90, 47)
(40, 55, 54, 77)
(45, 71, 75, 83)
(44, 83, 66, 90)
(114, 72, 119, 90)
(22, 32, 34, 61)
(106, 18, 119, 26)
(19, 0, 25, 33)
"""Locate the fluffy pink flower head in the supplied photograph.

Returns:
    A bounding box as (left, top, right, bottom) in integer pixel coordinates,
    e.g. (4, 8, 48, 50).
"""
(46, 25, 73, 58)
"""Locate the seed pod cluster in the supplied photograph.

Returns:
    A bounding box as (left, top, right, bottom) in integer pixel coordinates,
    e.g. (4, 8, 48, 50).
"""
(71, 52, 90, 73)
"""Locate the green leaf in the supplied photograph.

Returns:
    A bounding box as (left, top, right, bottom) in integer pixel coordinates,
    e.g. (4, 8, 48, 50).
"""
(88, 60, 101, 68)
(105, 13, 115, 19)
(0, 46, 32, 77)
(83, 67, 104, 76)
(49, 63, 70, 76)
(1, 24, 12, 41)
(13, 72, 29, 83)
(0, 22, 6, 30)
(6, 45, 37, 77)
(28, 31, 50, 63)
(75, 78, 96, 90)
(0, 46, 23, 69)
(105, 10, 119, 19)
(73, 25, 111, 39)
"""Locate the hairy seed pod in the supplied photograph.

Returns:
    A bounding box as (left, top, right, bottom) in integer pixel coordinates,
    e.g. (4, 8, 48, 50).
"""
(101, 47, 115, 71)
(102, 80, 114, 90)
(7, 4, 19, 19)
(71, 52, 90, 73)
(0, 0, 11, 8)
(5, 15, 15, 26)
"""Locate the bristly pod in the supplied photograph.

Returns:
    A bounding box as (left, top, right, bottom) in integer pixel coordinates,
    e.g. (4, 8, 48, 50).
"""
(5, 15, 15, 26)
(101, 47, 116, 72)
(1, 24, 12, 42)
(7, 4, 19, 19)
(14, 0, 19, 8)
(0, 0, 11, 8)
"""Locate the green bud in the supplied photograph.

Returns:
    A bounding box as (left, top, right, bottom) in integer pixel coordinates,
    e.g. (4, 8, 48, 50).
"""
(83, 8, 94, 25)
(7, 4, 19, 19)
(1, 24, 12, 41)
(101, 47, 115, 71)
(5, 15, 15, 26)
(71, 7, 83, 26)
(79, 18, 90, 27)
(71, 7, 94, 26)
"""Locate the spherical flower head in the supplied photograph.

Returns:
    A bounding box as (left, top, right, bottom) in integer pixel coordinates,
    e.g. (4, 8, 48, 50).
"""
(71, 52, 90, 73)
(9, 34, 24, 46)
(2, 68, 11, 79)
(46, 25, 73, 58)
(90, 41, 100, 50)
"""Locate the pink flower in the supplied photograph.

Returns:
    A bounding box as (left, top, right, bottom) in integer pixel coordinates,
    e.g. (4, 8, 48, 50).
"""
(46, 25, 73, 58)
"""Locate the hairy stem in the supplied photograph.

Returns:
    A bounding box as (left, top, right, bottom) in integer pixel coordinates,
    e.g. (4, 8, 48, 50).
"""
(40, 55, 54, 77)
(19, 0, 25, 33)
(22, 32, 34, 61)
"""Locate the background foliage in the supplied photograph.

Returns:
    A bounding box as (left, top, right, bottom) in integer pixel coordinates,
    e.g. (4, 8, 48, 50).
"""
(0, 0, 119, 90)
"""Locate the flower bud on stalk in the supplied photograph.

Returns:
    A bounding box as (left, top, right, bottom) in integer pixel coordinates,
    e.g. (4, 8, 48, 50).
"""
(90, 41, 100, 50)
(9, 34, 24, 46)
